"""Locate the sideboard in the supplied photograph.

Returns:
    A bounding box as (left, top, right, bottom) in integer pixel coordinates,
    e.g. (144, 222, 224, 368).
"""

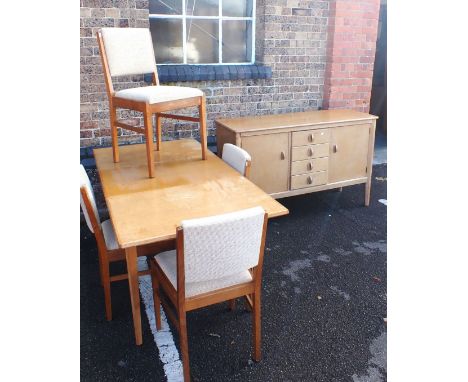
(215, 109, 378, 206)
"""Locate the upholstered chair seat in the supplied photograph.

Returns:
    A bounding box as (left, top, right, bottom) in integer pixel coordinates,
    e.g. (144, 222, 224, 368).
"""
(155, 250, 253, 297)
(115, 85, 203, 105)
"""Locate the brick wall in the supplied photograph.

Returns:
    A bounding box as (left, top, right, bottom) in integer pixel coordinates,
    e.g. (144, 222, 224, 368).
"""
(322, 0, 380, 112)
(80, 0, 330, 147)
(80, 0, 150, 147)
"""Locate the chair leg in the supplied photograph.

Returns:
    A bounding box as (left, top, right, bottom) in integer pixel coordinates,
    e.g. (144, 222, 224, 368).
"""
(228, 299, 236, 311)
(156, 113, 162, 151)
(109, 102, 119, 163)
(199, 96, 207, 160)
(97, 250, 104, 287)
(144, 107, 155, 178)
(179, 311, 191, 382)
(102, 259, 112, 321)
(252, 291, 261, 362)
(150, 261, 162, 330)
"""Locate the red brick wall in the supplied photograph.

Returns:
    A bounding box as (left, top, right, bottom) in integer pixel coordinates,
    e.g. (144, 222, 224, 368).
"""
(80, 0, 150, 148)
(322, 0, 380, 112)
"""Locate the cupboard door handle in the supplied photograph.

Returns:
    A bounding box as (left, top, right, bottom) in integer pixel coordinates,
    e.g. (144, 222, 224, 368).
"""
(333, 144, 338, 153)
(308, 133, 314, 142)
(307, 148, 313, 156)
(307, 162, 313, 171)
(307, 176, 313, 184)
(280, 151, 285, 160)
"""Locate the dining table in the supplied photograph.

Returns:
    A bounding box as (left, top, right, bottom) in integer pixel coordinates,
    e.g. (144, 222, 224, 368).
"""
(94, 138, 289, 345)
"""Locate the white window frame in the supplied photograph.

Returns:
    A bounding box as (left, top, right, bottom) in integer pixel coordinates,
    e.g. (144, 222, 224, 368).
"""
(149, 0, 256, 65)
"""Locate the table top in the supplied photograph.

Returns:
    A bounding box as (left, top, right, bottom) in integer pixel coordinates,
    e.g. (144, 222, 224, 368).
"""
(94, 139, 289, 248)
(216, 109, 378, 133)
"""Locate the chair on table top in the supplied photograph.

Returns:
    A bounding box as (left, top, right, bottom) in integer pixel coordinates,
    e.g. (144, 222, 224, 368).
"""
(149, 207, 268, 382)
(96, 27, 208, 178)
(80, 165, 174, 321)
(221, 143, 252, 177)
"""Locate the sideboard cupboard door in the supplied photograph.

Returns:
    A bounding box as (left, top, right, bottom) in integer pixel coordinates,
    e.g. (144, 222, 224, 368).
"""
(241, 133, 289, 194)
(329, 124, 370, 183)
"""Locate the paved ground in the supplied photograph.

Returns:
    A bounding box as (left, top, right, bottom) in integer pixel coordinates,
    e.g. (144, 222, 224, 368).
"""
(81, 164, 387, 382)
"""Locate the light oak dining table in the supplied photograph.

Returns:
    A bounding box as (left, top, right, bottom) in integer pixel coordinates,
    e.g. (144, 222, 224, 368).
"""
(94, 139, 289, 345)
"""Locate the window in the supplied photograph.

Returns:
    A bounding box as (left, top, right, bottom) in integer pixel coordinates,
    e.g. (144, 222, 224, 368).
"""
(149, 0, 255, 65)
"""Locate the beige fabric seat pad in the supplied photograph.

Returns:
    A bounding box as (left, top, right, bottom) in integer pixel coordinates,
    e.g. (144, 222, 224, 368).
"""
(155, 250, 253, 298)
(102, 219, 118, 251)
(114, 85, 203, 104)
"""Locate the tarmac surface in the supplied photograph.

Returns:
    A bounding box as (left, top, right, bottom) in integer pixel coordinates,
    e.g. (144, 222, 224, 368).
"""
(81, 164, 387, 382)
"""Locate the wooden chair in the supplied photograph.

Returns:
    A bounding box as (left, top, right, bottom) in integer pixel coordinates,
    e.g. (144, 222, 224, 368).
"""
(96, 27, 208, 178)
(221, 143, 251, 177)
(80, 165, 174, 321)
(149, 207, 268, 382)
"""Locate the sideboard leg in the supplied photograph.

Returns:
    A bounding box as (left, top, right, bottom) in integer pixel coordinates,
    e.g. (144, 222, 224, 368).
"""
(365, 121, 376, 207)
(365, 182, 371, 207)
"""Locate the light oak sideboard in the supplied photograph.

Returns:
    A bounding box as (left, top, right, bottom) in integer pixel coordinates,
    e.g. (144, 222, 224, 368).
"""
(215, 109, 378, 206)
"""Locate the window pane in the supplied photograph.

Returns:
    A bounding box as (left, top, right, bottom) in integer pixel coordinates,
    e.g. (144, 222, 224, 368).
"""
(186, 0, 219, 16)
(149, 0, 182, 15)
(186, 19, 219, 63)
(150, 18, 183, 64)
(222, 20, 251, 63)
(222, 0, 252, 17)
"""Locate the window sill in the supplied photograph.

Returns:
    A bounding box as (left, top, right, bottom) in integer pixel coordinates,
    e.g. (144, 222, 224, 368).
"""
(144, 64, 272, 83)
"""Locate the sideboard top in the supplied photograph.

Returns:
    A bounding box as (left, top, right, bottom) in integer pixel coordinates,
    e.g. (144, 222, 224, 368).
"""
(215, 109, 378, 133)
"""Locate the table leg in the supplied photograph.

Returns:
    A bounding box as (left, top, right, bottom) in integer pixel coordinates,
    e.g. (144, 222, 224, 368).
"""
(125, 246, 142, 345)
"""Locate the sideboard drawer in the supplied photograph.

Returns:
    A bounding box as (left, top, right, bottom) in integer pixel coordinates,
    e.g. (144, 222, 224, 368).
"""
(291, 171, 328, 190)
(292, 129, 330, 146)
(292, 143, 329, 161)
(291, 157, 329, 176)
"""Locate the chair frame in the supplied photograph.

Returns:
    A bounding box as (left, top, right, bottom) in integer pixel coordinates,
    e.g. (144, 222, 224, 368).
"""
(81, 186, 175, 321)
(240, 158, 252, 178)
(149, 213, 268, 382)
(96, 30, 208, 178)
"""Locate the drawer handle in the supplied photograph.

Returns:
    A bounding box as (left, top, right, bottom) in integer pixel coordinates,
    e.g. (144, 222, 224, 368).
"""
(308, 133, 314, 142)
(307, 162, 313, 171)
(307, 148, 313, 156)
(333, 144, 338, 153)
(280, 151, 285, 160)
(307, 176, 313, 185)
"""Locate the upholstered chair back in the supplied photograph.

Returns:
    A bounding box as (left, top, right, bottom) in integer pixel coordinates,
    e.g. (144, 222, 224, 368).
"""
(181, 207, 265, 283)
(100, 28, 157, 77)
(80, 165, 101, 233)
(222, 143, 251, 176)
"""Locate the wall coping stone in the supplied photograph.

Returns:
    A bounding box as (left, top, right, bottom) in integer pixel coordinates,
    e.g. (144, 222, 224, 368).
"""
(143, 64, 272, 83)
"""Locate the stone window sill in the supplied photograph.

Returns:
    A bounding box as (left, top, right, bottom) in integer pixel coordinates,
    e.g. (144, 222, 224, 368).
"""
(144, 64, 272, 83)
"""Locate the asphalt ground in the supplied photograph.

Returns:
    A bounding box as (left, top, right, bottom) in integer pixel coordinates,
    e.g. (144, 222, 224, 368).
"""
(81, 164, 387, 382)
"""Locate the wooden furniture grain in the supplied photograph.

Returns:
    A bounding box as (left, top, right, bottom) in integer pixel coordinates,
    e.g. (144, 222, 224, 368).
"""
(150, 207, 268, 382)
(93, 139, 288, 345)
(97, 28, 208, 179)
(216, 109, 378, 206)
(80, 165, 174, 321)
